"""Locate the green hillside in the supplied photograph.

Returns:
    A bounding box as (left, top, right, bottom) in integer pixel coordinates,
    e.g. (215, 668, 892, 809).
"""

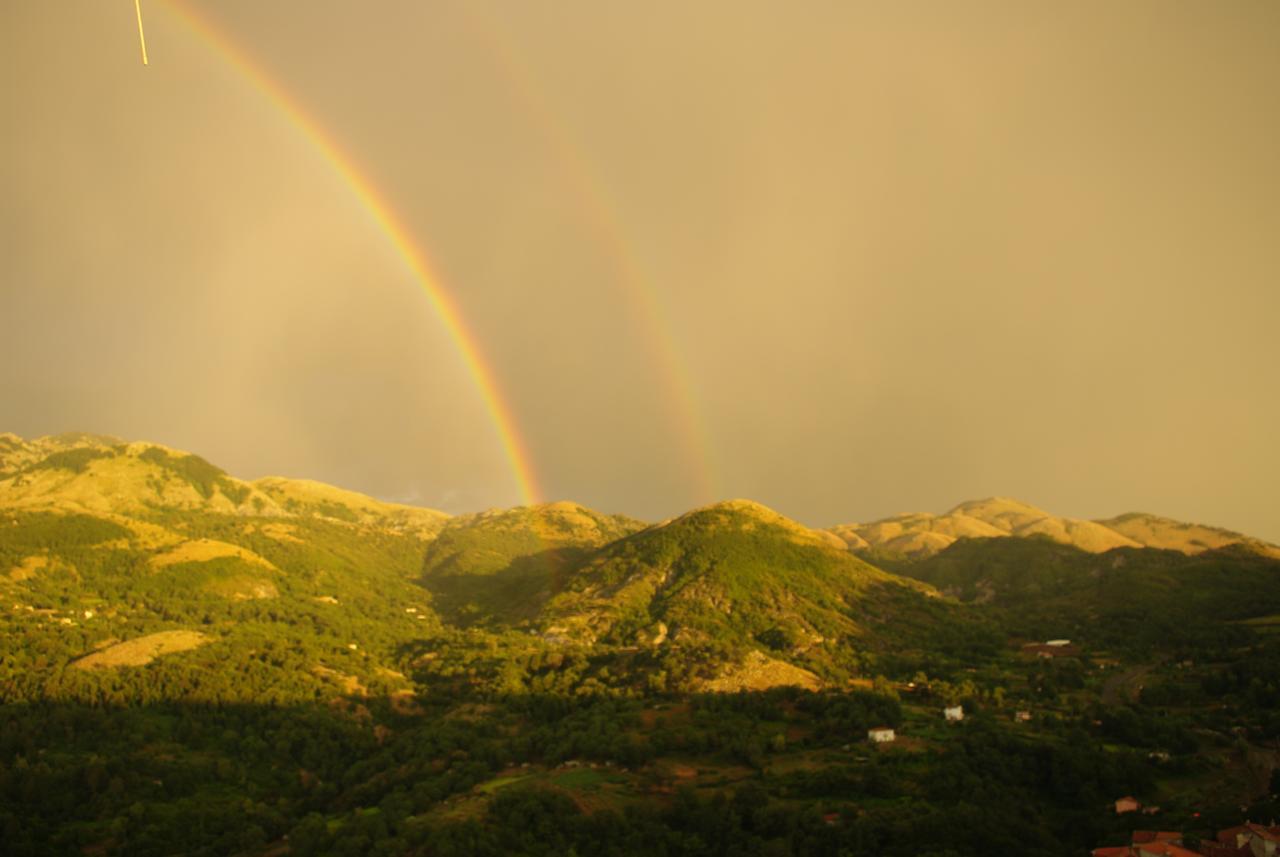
(540, 501, 893, 641)
(0, 434, 452, 706)
(885, 535, 1280, 651)
(3, 433, 1279, 857)
(0, 505, 441, 705)
(420, 501, 645, 626)
(538, 501, 998, 688)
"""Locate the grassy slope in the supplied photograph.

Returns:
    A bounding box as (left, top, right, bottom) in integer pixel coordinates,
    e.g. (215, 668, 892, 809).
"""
(0, 433, 449, 537)
(0, 435, 451, 704)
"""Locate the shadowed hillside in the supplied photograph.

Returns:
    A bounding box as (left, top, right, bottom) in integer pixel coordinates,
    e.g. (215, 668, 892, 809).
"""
(420, 502, 645, 626)
(883, 535, 1280, 652)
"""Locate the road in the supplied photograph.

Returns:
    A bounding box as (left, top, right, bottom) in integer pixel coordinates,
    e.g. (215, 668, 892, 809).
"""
(1101, 662, 1158, 706)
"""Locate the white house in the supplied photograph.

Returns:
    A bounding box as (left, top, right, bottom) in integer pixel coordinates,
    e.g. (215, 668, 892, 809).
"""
(867, 727, 895, 743)
(944, 706, 964, 722)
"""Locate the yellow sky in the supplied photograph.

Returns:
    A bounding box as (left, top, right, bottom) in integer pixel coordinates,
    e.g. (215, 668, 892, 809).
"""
(2, 1, 1277, 540)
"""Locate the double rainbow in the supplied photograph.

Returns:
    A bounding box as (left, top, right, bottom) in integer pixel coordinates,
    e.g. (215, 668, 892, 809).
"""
(455, 4, 720, 505)
(162, 1, 719, 507)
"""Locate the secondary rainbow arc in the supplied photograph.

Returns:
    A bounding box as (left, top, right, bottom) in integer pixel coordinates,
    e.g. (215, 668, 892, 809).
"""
(163, 0, 540, 507)
(454, 4, 721, 505)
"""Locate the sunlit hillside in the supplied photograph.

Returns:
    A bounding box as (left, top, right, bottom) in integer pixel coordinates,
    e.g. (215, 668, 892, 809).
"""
(830, 496, 1280, 560)
(0, 434, 997, 700)
(0, 432, 450, 536)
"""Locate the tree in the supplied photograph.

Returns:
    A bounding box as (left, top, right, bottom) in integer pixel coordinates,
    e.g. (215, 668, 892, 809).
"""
(289, 813, 330, 856)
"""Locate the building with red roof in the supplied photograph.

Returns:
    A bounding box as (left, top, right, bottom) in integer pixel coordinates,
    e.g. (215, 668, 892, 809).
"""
(1097, 822, 1280, 857)
(1090, 843, 1198, 857)
(1204, 823, 1280, 857)
(1134, 843, 1199, 857)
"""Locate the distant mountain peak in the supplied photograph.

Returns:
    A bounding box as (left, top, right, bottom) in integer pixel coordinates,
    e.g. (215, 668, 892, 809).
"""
(945, 497, 1053, 528)
(830, 497, 1279, 560)
(669, 499, 848, 552)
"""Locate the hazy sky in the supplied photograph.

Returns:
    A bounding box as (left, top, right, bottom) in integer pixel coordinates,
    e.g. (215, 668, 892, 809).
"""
(3, 1, 1278, 540)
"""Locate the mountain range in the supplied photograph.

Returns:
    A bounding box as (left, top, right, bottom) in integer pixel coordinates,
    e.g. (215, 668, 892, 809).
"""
(5, 431, 1273, 560)
(829, 495, 1280, 560)
(5, 431, 1280, 856)
(3, 430, 1277, 696)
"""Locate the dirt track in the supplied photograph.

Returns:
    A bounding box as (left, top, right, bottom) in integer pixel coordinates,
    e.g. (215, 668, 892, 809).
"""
(1101, 662, 1158, 706)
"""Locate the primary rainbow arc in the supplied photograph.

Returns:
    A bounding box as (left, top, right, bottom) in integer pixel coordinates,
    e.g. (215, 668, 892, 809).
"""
(165, 0, 540, 506)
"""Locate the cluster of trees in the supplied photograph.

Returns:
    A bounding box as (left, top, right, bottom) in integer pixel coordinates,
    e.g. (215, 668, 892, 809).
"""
(0, 508, 448, 706)
(895, 537, 1280, 657)
(23, 447, 115, 476)
(0, 511, 130, 552)
(3, 623, 1273, 855)
(1164, 637, 1280, 741)
(136, 447, 248, 503)
(0, 687, 1178, 857)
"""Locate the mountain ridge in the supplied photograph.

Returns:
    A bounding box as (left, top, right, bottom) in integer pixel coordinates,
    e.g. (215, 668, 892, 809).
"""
(0, 432, 451, 538)
(0, 432, 985, 696)
(4, 432, 1276, 562)
(5, 430, 1280, 853)
(828, 495, 1280, 560)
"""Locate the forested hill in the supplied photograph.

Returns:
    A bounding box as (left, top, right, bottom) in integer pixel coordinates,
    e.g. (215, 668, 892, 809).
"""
(0, 434, 993, 702)
(3, 431, 1277, 701)
(881, 535, 1280, 653)
(3, 432, 1279, 856)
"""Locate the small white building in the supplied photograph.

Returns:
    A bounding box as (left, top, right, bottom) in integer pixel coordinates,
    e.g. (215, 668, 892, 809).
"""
(1014, 710, 1032, 723)
(867, 727, 895, 743)
(1045, 639, 1071, 647)
(944, 706, 964, 722)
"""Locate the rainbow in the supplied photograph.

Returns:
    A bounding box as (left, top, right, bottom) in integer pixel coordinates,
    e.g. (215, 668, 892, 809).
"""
(456, 6, 721, 505)
(163, 0, 540, 506)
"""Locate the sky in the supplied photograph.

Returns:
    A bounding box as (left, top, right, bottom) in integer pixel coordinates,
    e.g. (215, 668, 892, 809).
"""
(2, 1, 1278, 540)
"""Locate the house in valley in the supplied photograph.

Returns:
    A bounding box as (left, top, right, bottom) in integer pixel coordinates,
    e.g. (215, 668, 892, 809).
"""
(1115, 796, 1141, 814)
(1202, 823, 1280, 857)
(1091, 830, 1197, 857)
